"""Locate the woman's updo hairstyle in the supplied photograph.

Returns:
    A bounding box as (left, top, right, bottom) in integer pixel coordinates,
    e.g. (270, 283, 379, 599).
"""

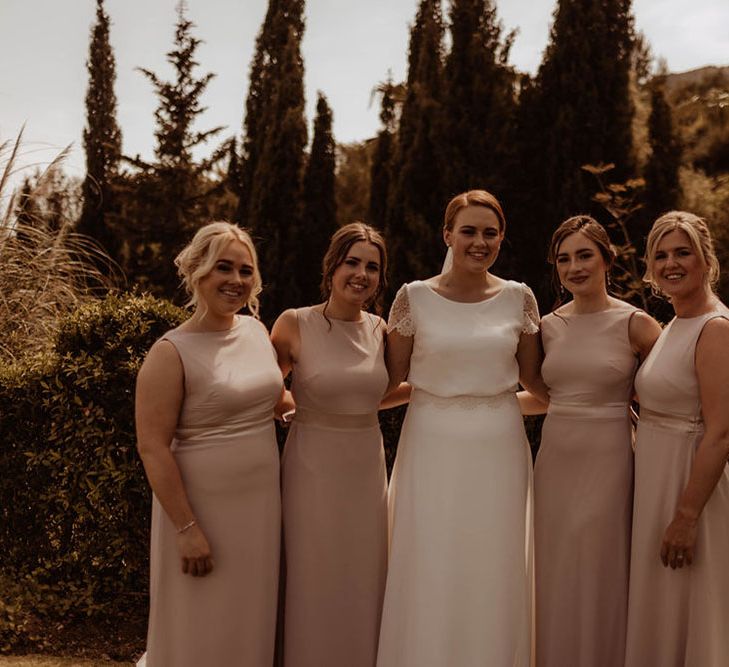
(175, 221, 262, 317)
(320, 222, 388, 317)
(547, 215, 617, 302)
(643, 211, 720, 295)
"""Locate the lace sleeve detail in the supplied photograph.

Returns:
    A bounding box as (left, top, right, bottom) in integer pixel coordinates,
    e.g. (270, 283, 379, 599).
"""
(387, 284, 415, 336)
(521, 284, 540, 335)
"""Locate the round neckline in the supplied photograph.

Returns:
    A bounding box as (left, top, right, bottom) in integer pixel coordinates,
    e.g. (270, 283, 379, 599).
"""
(177, 315, 246, 334)
(312, 306, 368, 324)
(553, 298, 633, 318)
(674, 310, 722, 321)
(421, 279, 510, 305)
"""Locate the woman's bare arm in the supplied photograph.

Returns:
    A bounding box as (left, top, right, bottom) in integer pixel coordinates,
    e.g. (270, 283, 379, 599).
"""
(136, 340, 213, 577)
(660, 317, 729, 568)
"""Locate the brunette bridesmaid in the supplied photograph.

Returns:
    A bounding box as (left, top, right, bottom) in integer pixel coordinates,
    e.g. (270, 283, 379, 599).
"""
(136, 222, 283, 666)
(534, 216, 660, 667)
(271, 222, 395, 667)
(625, 211, 729, 666)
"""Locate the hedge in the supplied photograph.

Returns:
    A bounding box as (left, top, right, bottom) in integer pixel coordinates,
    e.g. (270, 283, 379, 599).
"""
(0, 293, 185, 651)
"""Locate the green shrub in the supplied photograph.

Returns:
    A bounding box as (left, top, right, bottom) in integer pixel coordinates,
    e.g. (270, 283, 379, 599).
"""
(0, 293, 185, 651)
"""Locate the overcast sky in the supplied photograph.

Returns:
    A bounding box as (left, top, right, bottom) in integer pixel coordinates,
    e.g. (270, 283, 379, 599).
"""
(1, 0, 727, 186)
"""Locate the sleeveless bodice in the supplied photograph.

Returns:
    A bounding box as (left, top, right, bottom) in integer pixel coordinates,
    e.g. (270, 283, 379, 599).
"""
(162, 316, 283, 447)
(635, 307, 729, 420)
(388, 280, 539, 398)
(541, 304, 638, 408)
(290, 307, 388, 415)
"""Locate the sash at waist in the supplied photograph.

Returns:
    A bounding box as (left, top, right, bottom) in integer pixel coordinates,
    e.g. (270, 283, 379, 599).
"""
(639, 406, 703, 433)
(173, 409, 274, 449)
(547, 401, 630, 420)
(410, 388, 515, 410)
(293, 406, 379, 430)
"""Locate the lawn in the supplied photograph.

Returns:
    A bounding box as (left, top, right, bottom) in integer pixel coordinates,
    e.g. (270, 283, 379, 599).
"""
(0, 657, 132, 666)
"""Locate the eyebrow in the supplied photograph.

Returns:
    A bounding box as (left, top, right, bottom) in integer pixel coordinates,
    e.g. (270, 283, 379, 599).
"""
(556, 247, 594, 257)
(217, 258, 254, 268)
(347, 254, 380, 266)
(657, 245, 692, 252)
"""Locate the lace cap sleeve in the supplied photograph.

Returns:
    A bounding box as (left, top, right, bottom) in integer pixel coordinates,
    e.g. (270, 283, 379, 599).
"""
(521, 283, 540, 335)
(387, 284, 415, 336)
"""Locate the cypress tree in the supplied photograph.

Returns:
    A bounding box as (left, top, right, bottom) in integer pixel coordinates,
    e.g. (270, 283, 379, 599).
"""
(643, 77, 682, 229)
(77, 0, 122, 260)
(300, 92, 337, 306)
(442, 0, 517, 196)
(128, 1, 226, 299)
(236, 0, 307, 323)
(514, 0, 636, 303)
(369, 73, 396, 230)
(386, 0, 447, 292)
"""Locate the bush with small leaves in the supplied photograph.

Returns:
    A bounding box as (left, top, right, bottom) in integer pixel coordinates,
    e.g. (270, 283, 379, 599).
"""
(0, 292, 185, 651)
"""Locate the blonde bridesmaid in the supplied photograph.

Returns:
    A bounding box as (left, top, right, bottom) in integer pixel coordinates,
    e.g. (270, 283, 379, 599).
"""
(534, 216, 659, 667)
(272, 223, 395, 667)
(135, 222, 283, 666)
(625, 212, 729, 666)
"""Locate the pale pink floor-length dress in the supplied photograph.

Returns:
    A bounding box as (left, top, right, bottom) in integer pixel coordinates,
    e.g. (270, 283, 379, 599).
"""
(625, 307, 729, 667)
(535, 304, 639, 667)
(140, 315, 283, 667)
(377, 280, 538, 667)
(280, 307, 389, 667)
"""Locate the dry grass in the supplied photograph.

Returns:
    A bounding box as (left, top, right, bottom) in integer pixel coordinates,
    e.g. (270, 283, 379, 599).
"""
(0, 130, 121, 363)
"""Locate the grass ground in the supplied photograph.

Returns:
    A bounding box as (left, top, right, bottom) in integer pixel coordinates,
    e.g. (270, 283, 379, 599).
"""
(0, 658, 132, 666)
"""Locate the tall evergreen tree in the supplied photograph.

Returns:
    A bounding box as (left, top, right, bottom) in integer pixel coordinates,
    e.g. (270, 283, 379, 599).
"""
(513, 0, 635, 304)
(300, 92, 337, 306)
(369, 73, 397, 229)
(442, 0, 517, 196)
(643, 77, 682, 229)
(127, 1, 226, 298)
(236, 0, 307, 322)
(386, 0, 446, 293)
(77, 0, 122, 260)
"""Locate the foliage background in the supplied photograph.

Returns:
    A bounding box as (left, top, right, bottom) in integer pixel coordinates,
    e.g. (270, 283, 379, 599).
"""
(2, 0, 728, 660)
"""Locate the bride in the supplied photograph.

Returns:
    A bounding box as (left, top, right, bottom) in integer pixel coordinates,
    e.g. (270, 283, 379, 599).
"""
(376, 190, 547, 666)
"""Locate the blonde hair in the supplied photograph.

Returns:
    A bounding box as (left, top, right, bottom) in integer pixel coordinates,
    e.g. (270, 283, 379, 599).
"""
(644, 211, 720, 294)
(175, 221, 262, 317)
(443, 190, 506, 232)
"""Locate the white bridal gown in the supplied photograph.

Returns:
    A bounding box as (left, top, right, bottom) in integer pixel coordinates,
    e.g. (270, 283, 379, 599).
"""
(376, 279, 538, 667)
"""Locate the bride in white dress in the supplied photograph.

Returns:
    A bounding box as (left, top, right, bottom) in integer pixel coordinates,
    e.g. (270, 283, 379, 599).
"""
(377, 190, 547, 666)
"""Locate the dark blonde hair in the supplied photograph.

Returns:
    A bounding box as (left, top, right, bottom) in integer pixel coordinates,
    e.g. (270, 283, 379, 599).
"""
(644, 211, 720, 294)
(174, 221, 262, 317)
(443, 190, 506, 232)
(320, 222, 388, 316)
(548, 215, 616, 299)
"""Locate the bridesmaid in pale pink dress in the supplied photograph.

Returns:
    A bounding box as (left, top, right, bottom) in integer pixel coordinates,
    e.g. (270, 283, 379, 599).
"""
(534, 216, 660, 667)
(272, 223, 405, 667)
(136, 222, 283, 666)
(625, 212, 729, 666)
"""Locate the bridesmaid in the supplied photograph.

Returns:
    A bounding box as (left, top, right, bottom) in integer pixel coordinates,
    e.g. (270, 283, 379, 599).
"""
(625, 211, 729, 666)
(271, 222, 393, 667)
(135, 222, 283, 666)
(534, 216, 660, 667)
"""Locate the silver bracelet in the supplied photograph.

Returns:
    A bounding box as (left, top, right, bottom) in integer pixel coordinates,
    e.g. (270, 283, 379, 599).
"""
(177, 519, 196, 534)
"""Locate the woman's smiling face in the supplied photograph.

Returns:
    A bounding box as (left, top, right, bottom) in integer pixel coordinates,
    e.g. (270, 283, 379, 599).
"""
(444, 205, 503, 273)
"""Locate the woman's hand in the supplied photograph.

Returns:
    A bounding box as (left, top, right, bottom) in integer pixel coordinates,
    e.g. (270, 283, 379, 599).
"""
(275, 388, 296, 422)
(660, 511, 698, 569)
(177, 523, 214, 576)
